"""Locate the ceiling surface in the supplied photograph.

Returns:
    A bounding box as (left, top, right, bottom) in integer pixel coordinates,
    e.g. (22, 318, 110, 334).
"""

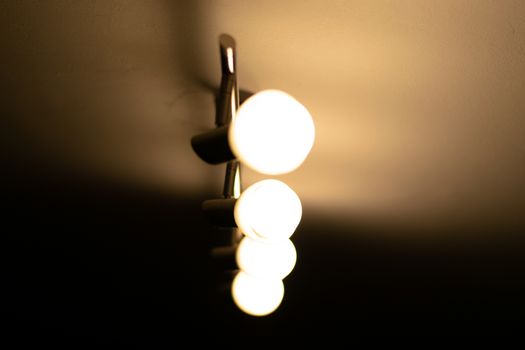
(2, 0, 525, 340)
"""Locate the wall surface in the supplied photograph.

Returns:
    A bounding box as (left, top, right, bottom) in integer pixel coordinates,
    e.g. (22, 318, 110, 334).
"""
(2, 0, 525, 341)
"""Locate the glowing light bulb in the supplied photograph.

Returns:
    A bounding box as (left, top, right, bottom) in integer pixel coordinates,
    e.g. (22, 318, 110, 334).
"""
(229, 90, 315, 175)
(231, 271, 284, 316)
(234, 179, 302, 241)
(236, 237, 297, 280)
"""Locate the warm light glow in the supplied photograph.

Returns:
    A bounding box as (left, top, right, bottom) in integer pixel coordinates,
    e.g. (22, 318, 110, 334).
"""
(231, 271, 284, 316)
(237, 237, 297, 280)
(228, 90, 315, 175)
(234, 179, 302, 241)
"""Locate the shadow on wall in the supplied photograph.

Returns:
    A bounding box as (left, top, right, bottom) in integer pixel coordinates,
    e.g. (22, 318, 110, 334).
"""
(0, 0, 226, 341)
(0, 0, 217, 193)
(3, 170, 216, 340)
(4, 168, 525, 342)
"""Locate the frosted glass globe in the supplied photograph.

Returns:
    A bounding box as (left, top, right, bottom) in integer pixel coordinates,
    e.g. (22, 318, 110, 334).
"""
(234, 179, 302, 241)
(231, 271, 285, 317)
(236, 237, 297, 280)
(229, 90, 315, 175)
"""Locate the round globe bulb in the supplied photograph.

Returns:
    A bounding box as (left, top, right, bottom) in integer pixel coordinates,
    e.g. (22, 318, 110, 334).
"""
(229, 90, 315, 175)
(234, 179, 302, 241)
(236, 237, 297, 280)
(231, 271, 284, 317)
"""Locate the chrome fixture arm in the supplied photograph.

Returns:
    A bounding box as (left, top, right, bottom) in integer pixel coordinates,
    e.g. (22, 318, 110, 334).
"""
(219, 34, 241, 199)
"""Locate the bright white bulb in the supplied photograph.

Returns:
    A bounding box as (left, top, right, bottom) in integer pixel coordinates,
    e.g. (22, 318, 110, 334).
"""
(237, 237, 297, 280)
(229, 89, 315, 175)
(231, 271, 284, 317)
(234, 179, 302, 241)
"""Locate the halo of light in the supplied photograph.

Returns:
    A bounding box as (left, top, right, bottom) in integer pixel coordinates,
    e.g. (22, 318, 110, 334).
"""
(236, 237, 297, 280)
(229, 90, 315, 175)
(234, 179, 302, 241)
(231, 271, 285, 316)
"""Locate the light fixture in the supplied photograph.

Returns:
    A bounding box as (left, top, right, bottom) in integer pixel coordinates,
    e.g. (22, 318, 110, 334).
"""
(235, 179, 302, 241)
(192, 34, 314, 317)
(236, 236, 297, 280)
(228, 89, 315, 175)
(231, 271, 285, 317)
(203, 179, 302, 241)
(191, 80, 315, 174)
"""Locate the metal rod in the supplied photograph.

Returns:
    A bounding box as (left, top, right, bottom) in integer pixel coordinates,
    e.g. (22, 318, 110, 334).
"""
(219, 34, 241, 200)
(223, 160, 240, 198)
(216, 34, 237, 127)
